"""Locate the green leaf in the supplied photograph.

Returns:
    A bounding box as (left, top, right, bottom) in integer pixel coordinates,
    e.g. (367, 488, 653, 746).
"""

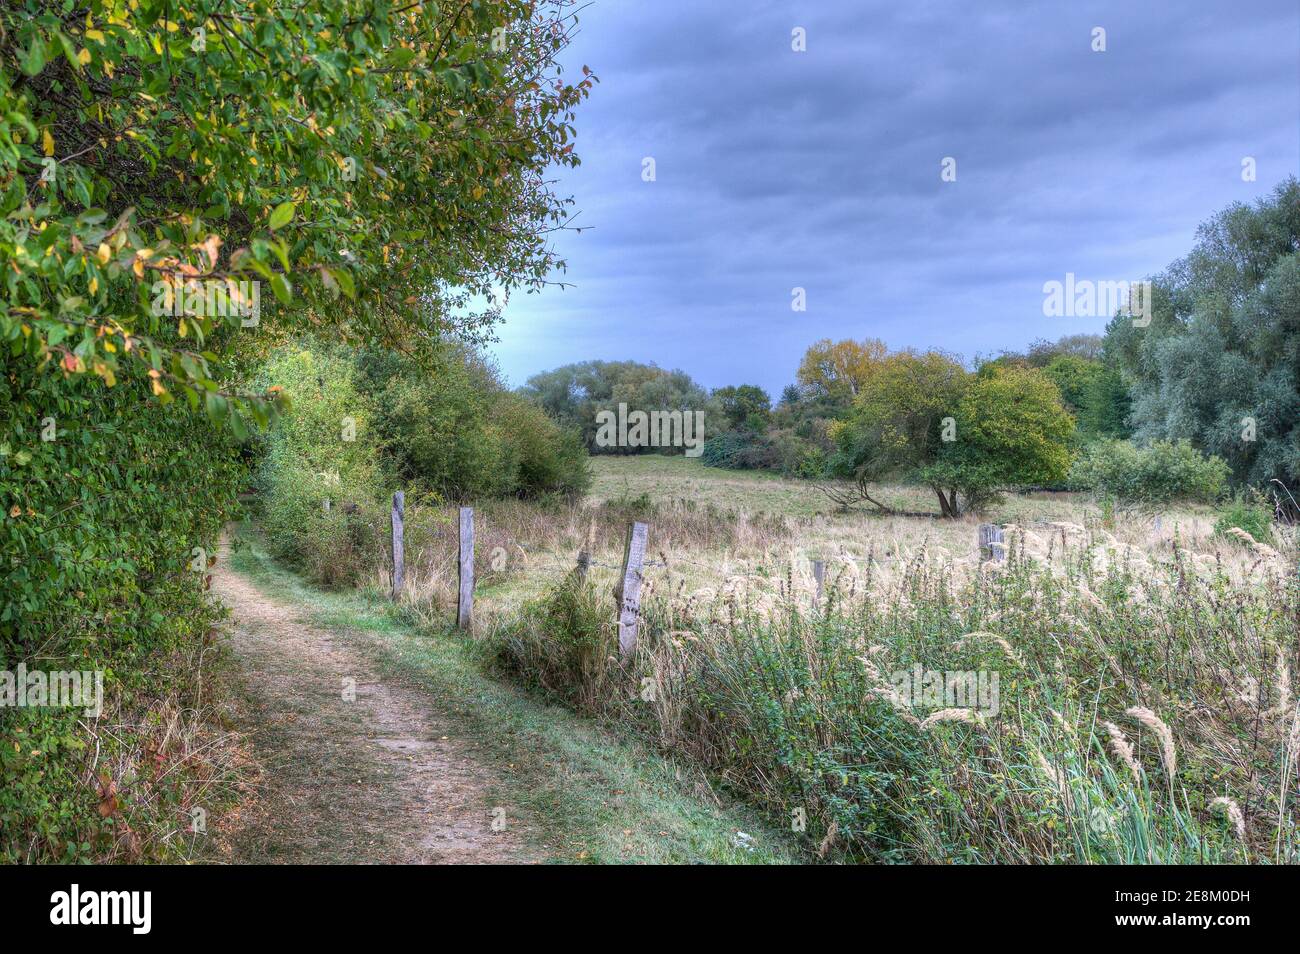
(270, 273, 292, 305)
(21, 35, 48, 76)
(268, 201, 296, 230)
(331, 267, 355, 300)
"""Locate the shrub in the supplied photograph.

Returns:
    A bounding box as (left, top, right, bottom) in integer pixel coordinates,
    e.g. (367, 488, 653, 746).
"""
(488, 574, 612, 712)
(702, 430, 765, 469)
(1, 360, 243, 861)
(488, 393, 591, 500)
(253, 346, 389, 576)
(1070, 439, 1228, 504)
(1214, 492, 1274, 545)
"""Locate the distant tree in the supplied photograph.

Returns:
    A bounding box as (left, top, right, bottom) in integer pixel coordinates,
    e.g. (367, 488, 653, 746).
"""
(713, 384, 771, 430)
(1041, 354, 1103, 417)
(829, 353, 1073, 516)
(924, 366, 1075, 513)
(779, 384, 803, 407)
(1026, 334, 1105, 365)
(827, 350, 966, 513)
(520, 360, 714, 453)
(796, 338, 887, 403)
(1078, 363, 1132, 439)
(1105, 178, 1300, 489)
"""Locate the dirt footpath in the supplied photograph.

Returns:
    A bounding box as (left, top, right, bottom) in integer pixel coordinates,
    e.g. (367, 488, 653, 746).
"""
(212, 547, 533, 864)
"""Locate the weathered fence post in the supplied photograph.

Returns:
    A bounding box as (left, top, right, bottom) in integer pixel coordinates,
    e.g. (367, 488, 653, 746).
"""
(575, 517, 596, 582)
(458, 506, 474, 631)
(812, 560, 825, 607)
(390, 491, 405, 599)
(978, 523, 1005, 562)
(322, 497, 331, 514)
(615, 521, 648, 659)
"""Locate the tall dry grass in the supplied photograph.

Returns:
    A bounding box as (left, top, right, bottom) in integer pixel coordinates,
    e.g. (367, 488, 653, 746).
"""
(491, 516, 1300, 863)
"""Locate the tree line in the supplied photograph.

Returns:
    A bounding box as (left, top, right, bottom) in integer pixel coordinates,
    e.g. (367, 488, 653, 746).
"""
(522, 179, 1299, 516)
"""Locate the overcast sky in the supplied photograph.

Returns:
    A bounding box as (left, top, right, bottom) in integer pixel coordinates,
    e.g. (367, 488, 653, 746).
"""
(489, 0, 1300, 397)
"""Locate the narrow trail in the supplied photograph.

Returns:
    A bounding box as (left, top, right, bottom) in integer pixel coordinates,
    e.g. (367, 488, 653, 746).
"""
(212, 543, 534, 864)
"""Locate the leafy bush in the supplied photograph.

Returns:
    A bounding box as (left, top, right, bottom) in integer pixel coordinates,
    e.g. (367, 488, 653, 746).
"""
(1214, 492, 1274, 545)
(1070, 439, 1228, 504)
(702, 430, 768, 469)
(488, 573, 612, 713)
(489, 393, 590, 499)
(354, 345, 589, 501)
(253, 346, 389, 578)
(252, 341, 591, 586)
(2, 360, 243, 861)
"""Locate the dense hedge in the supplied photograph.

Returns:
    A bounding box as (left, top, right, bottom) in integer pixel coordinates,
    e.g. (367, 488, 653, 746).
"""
(1, 356, 242, 861)
(1069, 439, 1228, 504)
(253, 342, 590, 580)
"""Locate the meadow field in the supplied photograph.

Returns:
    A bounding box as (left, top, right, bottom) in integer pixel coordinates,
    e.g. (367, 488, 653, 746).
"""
(295, 454, 1298, 864)
(384, 454, 1248, 621)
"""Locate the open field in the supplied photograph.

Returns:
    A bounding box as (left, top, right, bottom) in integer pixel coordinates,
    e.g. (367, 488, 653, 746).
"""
(281, 453, 1297, 863)
(406, 455, 1243, 626)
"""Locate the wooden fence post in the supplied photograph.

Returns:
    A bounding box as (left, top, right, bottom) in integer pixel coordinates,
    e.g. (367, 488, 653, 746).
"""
(323, 497, 331, 514)
(575, 517, 596, 582)
(978, 523, 1005, 562)
(812, 559, 825, 606)
(458, 506, 474, 631)
(390, 491, 404, 599)
(616, 521, 648, 659)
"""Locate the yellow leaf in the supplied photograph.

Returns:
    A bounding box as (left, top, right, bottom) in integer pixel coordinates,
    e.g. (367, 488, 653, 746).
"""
(84, 29, 106, 43)
(96, 243, 110, 264)
(151, 34, 162, 55)
(89, 276, 98, 294)
(77, 48, 91, 65)
(42, 129, 54, 157)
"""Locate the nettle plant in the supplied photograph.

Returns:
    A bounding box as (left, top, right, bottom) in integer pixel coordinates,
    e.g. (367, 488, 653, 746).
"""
(1, 0, 595, 431)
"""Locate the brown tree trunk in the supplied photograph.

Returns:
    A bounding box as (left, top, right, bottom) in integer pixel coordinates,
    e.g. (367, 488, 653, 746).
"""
(933, 485, 953, 518)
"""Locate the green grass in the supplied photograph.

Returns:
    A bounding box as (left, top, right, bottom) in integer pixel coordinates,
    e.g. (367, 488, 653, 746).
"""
(227, 525, 803, 864)
(588, 454, 842, 518)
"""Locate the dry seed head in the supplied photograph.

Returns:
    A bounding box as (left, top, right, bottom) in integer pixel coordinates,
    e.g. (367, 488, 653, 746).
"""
(1103, 721, 1141, 784)
(1033, 751, 1073, 809)
(1126, 706, 1177, 777)
(920, 708, 984, 730)
(1210, 797, 1246, 839)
